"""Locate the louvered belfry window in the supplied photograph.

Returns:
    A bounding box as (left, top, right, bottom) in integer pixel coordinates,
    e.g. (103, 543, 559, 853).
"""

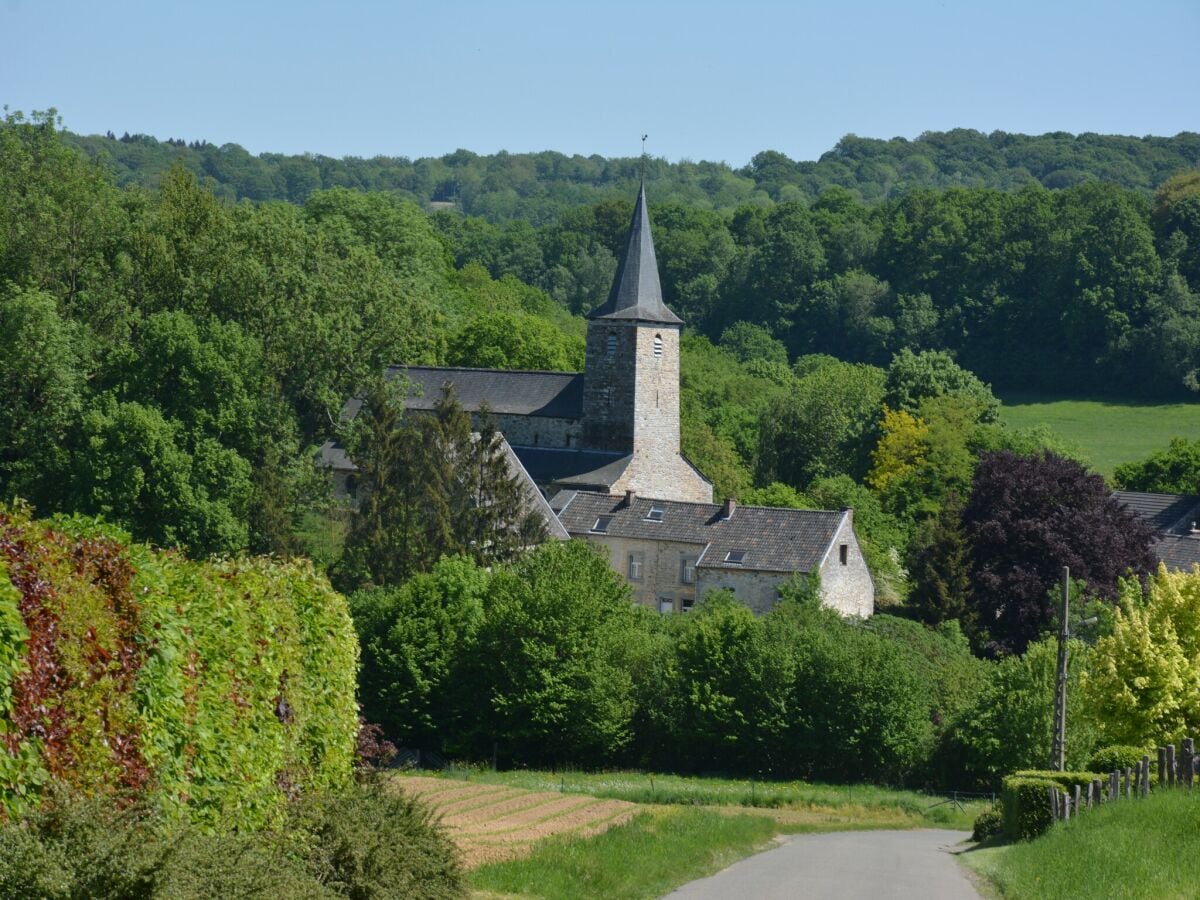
(653, 334, 663, 357)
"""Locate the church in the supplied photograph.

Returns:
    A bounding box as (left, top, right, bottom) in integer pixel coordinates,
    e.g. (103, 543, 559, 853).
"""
(322, 186, 875, 617)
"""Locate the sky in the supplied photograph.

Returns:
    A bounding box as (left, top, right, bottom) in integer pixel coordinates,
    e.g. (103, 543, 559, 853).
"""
(2, 0, 1197, 167)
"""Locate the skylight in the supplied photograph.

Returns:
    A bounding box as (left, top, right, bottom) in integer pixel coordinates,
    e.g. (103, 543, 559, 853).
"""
(592, 515, 614, 533)
(646, 506, 665, 522)
(724, 550, 747, 565)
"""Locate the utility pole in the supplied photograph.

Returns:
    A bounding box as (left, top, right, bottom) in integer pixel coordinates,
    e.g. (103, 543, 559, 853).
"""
(1051, 566, 1070, 771)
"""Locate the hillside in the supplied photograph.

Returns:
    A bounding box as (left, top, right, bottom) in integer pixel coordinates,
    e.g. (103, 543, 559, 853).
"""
(64, 127, 1200, 222)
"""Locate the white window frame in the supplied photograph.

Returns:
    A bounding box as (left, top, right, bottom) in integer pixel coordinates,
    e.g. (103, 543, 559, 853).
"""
(628, 552, 644, 581)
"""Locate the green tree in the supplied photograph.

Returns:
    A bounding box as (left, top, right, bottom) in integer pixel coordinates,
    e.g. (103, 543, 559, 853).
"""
(1114, 437, 1200, 494)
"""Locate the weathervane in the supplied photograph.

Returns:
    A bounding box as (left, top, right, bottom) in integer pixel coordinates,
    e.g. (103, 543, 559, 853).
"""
(640, 134, 648, 181)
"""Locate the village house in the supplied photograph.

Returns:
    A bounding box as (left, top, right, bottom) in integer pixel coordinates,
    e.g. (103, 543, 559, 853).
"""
(321, 185, 875, 617)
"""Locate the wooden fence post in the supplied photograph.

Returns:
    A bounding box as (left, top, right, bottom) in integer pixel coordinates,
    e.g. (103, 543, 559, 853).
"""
(1109, 770, 1119, 801)
(1048, 786, 1059, 822)
(1158, 747, 1168, 789)
(1142, 756, 1151, 797)
(1091, 778, 1103, 806)
(1073, 783, 1082, 817)
(1167, 744, 1177, 788)
(1182, 738, 1194, 789)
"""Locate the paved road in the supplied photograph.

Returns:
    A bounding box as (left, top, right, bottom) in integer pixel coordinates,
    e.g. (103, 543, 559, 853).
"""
(665, 829, 979, 900)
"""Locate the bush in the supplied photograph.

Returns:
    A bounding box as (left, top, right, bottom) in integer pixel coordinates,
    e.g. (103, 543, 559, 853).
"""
(0, 506, 359, 826)
(1088, 745, 1150, 773)
(1002, 771, 1100, 841)
(972, 806, 1004, 842)
(0, 782, 465, 899)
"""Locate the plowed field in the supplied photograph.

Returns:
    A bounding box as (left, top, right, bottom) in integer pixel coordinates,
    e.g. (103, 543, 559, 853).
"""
(395, 775, 639, 868)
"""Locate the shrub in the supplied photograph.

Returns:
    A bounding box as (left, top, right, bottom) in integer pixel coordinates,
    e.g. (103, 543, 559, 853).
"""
(972, 806, 1003, 842)
(298, 780, 465, 899)
(1088, 745, 1150, 773)
(0, 506, 359, 826)
(1002, 771, 1100, 840)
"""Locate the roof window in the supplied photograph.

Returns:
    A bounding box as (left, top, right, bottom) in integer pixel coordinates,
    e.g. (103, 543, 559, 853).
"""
(592, 515, 614, 533)
(724, 549, 747, 565)
(645, 506, 665, 522)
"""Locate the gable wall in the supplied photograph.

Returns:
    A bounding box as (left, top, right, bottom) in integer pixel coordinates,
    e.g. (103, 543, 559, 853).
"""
(816, 514, 875, 617)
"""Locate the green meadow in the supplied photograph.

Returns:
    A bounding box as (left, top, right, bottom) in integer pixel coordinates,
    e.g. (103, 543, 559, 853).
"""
(997, 393, 1200, 478)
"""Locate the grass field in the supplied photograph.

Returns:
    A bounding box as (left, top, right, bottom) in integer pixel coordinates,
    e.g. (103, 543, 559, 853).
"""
(997, 393, 1200, 477)
(961, 789, 1200, 899)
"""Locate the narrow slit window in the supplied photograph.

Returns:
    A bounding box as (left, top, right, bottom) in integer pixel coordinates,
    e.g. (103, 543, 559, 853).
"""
(653, 334, 663, 358)
(606, 333, 617, 357)
(724, 549, 747, 565)
(592, 515, 614, 533)
(839, 544, 849, 565)
(645, 506, 665, 522)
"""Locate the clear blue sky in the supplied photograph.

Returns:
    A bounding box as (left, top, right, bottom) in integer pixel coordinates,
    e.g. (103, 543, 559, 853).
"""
(2, 0, 1196, 166)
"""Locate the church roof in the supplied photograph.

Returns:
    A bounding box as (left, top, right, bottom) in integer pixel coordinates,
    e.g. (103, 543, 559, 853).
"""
(510, 447, 632, 492)
(339, 366, 585, 420)
(587, 184, 684, 325)
(552, 491, 848, 574)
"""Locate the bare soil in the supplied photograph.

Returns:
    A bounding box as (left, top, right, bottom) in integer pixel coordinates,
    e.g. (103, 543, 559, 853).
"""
(394, 775, 639, 868)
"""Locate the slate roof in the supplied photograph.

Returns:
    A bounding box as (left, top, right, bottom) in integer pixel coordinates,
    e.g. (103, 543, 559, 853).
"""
(1153, 535, 1200, 572)
(552, 491, 848, 574)
(511, 447, 632, 491)
(587, 184, 684, 326)
(339, 366, 585, 421)
(1113, 490, 1200, 535)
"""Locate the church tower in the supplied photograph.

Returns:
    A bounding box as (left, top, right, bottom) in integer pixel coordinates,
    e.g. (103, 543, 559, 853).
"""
(582, 185, 712, 503)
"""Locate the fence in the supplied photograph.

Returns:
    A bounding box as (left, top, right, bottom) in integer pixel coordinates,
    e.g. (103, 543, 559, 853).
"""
(1047, 737, 1196, 823)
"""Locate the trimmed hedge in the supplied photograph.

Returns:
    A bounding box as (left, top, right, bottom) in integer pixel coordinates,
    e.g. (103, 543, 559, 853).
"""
(1003, 770, 1102, 840)
(1087, 745, 1149, 773)
(0, 505, 359, 828)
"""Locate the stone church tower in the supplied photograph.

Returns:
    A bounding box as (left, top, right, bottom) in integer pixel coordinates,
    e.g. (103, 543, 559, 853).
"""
(582, 185, 713, 503)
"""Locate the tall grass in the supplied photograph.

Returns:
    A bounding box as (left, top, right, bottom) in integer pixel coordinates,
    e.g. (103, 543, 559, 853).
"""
(470, 808, 777, 900)
(436, 769, 986, 829)
(962, 789, 1200, 899)
(997, 394, 1200, 477)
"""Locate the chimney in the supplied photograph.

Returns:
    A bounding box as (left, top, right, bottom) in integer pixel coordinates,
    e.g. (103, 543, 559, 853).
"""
(624, 489, 636, 508)
(720, 497, 736, 520)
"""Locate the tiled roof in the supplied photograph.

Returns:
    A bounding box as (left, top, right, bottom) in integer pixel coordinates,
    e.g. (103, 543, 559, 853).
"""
(1113, 491, 1200, 535)
(317, 440, 356, 472)
(511, 447, 632, 490)
(1153, 535, 1200, 572)
(338, 366, 585, 421)
(587, 184, 683, 326)
(553, 491, 847, 574)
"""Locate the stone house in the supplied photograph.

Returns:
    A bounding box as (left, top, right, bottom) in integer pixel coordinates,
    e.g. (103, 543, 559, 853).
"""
(321, 184, 875, 617)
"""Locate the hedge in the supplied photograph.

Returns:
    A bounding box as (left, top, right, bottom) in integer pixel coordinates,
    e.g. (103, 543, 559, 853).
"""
(0, 505, 359, 828)
(1002, 770, 1102, 840)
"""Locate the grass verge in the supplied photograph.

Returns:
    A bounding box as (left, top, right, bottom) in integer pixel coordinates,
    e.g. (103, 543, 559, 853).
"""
(959, 789, 1200, 899)
(436, 769, 986, 830)
(997, 393, 1200, 477)
(469, 807, 777, 900)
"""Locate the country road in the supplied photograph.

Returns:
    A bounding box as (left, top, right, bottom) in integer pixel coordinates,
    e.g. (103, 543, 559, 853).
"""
(665, 829, 979, 900)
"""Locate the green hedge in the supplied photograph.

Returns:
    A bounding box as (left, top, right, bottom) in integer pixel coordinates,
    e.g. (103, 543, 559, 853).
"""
(1003, 771, 1102, 841)
(0, 505, 359, 828)
(1087, 746, 1149, 773)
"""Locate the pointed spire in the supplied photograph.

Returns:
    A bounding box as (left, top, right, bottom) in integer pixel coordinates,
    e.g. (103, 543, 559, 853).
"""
(587, 183, 684, 325)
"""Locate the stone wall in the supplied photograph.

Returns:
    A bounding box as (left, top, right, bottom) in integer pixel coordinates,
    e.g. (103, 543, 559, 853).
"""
(696, 569, 791, 615)
(489, 413, 581, 449)
(816, 513, 875, 618)
(573, 533, 706, 612)
(581, 321, 636, 451)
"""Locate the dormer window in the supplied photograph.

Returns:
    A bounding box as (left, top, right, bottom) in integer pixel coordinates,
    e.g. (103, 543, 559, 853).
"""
(725, 550, 747, 565)
(645, 506, 665, 522)
(592, 515, 614, 533)
(606, 334, 617, 357)
(653, 334, 663, 358)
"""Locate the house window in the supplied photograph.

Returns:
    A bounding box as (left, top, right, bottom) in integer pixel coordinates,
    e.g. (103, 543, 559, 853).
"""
(724, 549, 747, 565)
(653, 334, 663, 358)
(606, 333, 617, 357)
(658, 596, 675, 614)
(680, 555, 698, 584)
(645, 506, 665, 522)
(628, 552, 644, 581)
(592, 515, 614, 533)
(681, 596, 695, 613)
(839, 544, 849, 565)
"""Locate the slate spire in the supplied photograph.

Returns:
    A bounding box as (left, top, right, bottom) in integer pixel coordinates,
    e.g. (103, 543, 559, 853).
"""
(587, 183, 684, 325)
